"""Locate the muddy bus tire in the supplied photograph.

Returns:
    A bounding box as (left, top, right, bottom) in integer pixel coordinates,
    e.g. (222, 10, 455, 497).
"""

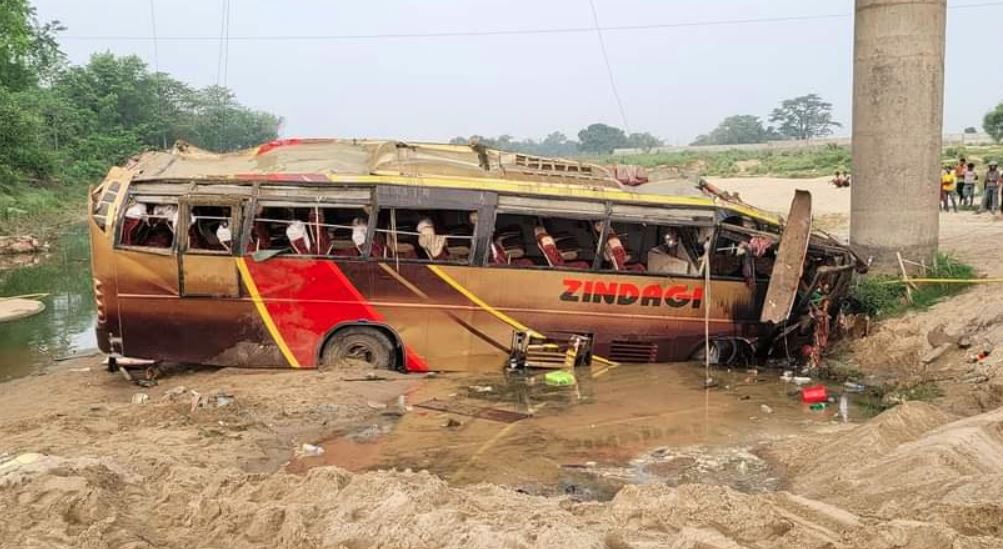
(321, 327, 395, 370)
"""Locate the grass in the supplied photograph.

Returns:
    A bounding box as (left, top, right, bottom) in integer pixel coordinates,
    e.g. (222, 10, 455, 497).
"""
(591, 143, 1003, 179)
(0, 183, 88, 237)
(849, 253, 975, 318)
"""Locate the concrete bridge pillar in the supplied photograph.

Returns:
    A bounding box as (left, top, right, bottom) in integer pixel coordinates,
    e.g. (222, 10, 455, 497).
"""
(850, 0, 946, 270)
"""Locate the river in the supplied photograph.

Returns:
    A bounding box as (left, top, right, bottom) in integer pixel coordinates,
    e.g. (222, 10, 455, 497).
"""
(0, 227, 96, 381)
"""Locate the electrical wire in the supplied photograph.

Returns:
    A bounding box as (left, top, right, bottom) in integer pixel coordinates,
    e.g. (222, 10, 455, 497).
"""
(587, 0, 629, 133)
(149, 0, 167, 149)
(61, 2, 1003, 42)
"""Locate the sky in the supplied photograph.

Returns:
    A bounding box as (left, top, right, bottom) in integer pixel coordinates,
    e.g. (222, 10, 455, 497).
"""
(30, 0, 1003, 145)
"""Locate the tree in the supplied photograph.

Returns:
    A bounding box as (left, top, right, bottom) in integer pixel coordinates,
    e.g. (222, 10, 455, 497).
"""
(769, 94, 841, 140)
(984, 102, 1003, 143)
(625, 132, 663, 152)
(691, 114, 775, 146)
(964, 126, 978, 134)
(577, 123, 628, 154)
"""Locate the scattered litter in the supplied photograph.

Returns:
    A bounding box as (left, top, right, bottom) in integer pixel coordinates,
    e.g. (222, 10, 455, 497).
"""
(704, 378, 719, 388)
(68, 367, 90, 373)
(792, 376, 813, 385)
(739, 395, 751, 401)
(801, 385, 828, 404)
(366, 401, 387, 410)
(298, 443, 325, 457)
(131, 393, 149, 405)
(213, 392, 235, 408)
(442, 418, 462, 429)
(843, 381, 866, 393)
(163, 386, 188, 400)
(543, 370, 576, 387)
(809, 402, 827, 411)
(383, 395, 410, 416)
(780, 370, 794, 381)
(424, 371, 438, 378)
(968, 350, 992, 363)
(838, 394, 849, 423)
(469, 385, 494, 393)
(760, 404, 773, 414)
(135, 379, 157, 388)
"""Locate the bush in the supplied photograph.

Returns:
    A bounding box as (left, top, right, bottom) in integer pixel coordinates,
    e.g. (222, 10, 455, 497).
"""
(849, 253, 975, 317)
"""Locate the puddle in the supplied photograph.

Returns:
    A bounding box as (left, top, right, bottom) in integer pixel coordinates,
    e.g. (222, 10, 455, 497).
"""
(290, 363, 862, 498)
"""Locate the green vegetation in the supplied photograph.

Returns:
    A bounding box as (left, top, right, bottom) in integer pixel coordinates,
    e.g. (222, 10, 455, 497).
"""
(984, 101, 1003, 143)
(600, 143, 852, 178)
(0, 1, 280, 236)
(850, 253, 975, 318)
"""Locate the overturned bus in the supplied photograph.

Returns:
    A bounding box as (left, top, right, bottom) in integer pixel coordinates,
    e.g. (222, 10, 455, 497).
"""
(87, 138, 866, 373)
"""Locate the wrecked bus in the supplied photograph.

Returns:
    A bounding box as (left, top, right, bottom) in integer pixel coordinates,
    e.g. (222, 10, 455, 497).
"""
(88, 138, 863, 373)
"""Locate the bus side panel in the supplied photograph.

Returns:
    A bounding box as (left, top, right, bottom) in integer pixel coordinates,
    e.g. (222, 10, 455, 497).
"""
(431, 266, 761, 363)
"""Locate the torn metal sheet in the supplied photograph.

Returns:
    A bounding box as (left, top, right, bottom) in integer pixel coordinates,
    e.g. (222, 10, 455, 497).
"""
(761, 190, 812, 324)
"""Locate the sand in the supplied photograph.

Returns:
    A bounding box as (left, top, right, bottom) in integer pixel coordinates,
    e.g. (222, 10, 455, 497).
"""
(3, 176, 1003, 548)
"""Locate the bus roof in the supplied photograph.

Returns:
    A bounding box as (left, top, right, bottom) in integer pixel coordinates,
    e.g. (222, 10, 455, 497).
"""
(124, 138, 782, 225)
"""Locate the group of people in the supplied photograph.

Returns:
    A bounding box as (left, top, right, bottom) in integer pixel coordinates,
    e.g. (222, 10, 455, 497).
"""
(940, 157, 1001, 213)
(831, 171, 851, 188)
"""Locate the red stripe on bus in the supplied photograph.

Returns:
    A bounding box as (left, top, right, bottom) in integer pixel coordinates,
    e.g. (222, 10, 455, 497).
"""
(241, 257, 428, 372)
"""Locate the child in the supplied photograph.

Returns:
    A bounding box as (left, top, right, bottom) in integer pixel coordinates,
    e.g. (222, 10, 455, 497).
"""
(940, 166, 958, 213)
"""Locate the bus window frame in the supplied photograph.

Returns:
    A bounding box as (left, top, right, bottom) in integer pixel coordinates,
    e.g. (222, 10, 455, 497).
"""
(487, 200, 607, 271)
(113, 193, 182, 256)
(597, 215, 715, 280)
(373, 206, 480, 266)
(711, 224, 780, 283)
(180, 197, 242, 257)
(246, 199, 376, 260)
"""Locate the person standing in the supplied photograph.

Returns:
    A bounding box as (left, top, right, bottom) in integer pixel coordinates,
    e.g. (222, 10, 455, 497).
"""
(962, 162, 978, 208)
(954, 157, 967, 202)
(940, 166, 958, 213)
(981, 161, 1001, 214)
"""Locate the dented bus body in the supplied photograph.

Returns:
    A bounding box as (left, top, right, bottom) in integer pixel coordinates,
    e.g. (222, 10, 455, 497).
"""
(88, 139, 865, 372)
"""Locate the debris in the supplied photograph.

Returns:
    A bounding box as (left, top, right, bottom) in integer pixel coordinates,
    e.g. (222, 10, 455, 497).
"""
(136, 379, 157, 388)
(543, 371, 576, 387)
(957, 336, 973, 349)
(760, 404, 773, 414)
(809, 402, 827, 411)
(424, 371, 438, 378)
(780, 370, 794, 382)
(921, 343, 952, 364)
(442, 418, 462, 429)
(0, 298, 45, 323)
(163, 386, 188, 400)
(838, 394, 849, 423)
(383, 395, 410, 416)
(926, 324, 957, 348)
(67, 367, 91, 373)
(968, 350, 992, 363)
(366, 401, 387, 410)
(801, 385, 828, 404)
(298, 443, 325, 457)
(792, 376, 813, 385)
(469, 385, 494, 393)
(704, 378, 719, 389)
(213, 391, 235, 408)
(843, 381, 866, 393)
(131, 393, 149, 405)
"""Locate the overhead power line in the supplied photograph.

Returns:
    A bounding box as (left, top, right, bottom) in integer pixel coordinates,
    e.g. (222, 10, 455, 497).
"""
(60, 2, 1003, 42)
(588, 0, 629, 133)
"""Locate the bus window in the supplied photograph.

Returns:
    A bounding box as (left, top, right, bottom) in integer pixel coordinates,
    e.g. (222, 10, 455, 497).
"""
(375, 208, 476, 264)
(490, 213, 595, 270)
(595, 221, 706, 276)
(188, 205, 234, 253)
(711, 227, 777, 283)
(118, 198, 178, 251)
(251, 205, 371, 257)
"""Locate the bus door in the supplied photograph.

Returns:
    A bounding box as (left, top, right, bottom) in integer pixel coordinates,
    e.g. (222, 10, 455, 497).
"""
(178, 197, 243, 297)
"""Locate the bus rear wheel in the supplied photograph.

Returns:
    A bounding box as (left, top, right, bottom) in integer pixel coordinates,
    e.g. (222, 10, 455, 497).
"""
(321, 327, 395, 370)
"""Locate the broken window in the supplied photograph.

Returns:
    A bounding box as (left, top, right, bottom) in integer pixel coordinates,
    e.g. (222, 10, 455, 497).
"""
(118, 197, 178, 251)
(489, 213, 597, 270)
(596, 221, 706, 276)
(374, 208, 476, 264)
(187, 205, 234, 253)
(711, 226, 778, 284)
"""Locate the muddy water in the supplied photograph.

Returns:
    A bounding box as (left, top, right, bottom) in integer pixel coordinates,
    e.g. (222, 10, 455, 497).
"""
(0, 227, 96, 381)
(293, 363, 855, 498)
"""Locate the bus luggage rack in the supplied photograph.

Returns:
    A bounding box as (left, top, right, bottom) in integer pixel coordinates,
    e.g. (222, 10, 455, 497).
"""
(507, 331, 593, 370)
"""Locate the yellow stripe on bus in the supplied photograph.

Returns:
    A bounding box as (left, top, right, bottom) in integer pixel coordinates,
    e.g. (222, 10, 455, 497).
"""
(235, 257, 301, 368)
(425, 265, 620, 371)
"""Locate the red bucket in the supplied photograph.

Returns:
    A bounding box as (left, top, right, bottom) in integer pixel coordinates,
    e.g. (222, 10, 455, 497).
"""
(801, 385, 828, 404)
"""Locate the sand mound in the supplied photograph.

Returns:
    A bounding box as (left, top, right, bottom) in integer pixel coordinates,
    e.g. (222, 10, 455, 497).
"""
(3, 451, 1000, 549)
